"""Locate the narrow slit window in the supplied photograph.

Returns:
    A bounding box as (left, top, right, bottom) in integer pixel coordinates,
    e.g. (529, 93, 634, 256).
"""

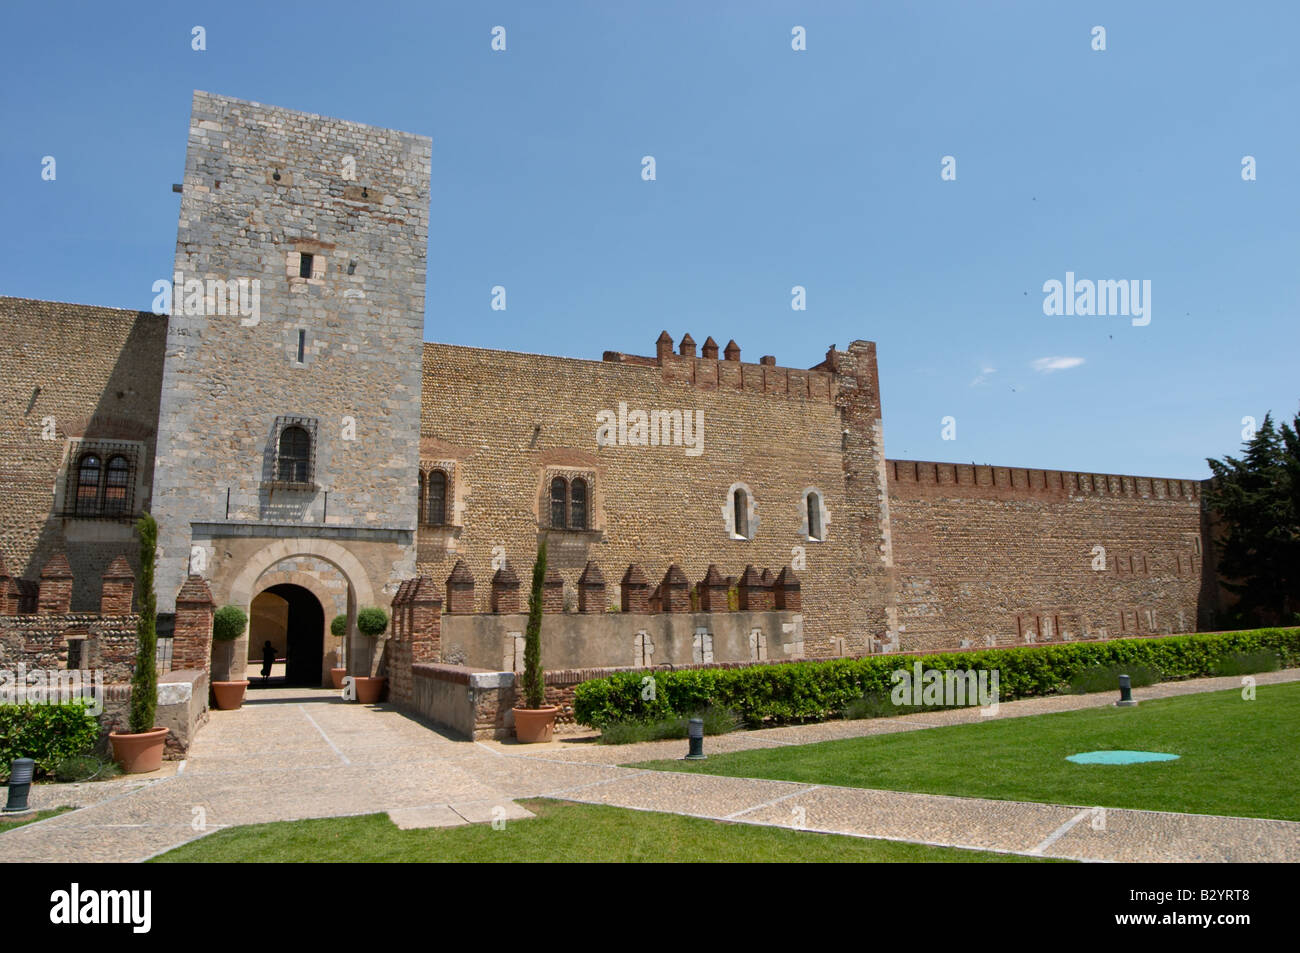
(732, 488, 749, 539)
(299, 253, 314, 278)
(806, 491, 823, 541)
(296, 329, 306, 363)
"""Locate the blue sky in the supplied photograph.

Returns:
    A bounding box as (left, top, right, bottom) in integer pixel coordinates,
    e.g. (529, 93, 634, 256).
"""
(2, 1, 1296, 478)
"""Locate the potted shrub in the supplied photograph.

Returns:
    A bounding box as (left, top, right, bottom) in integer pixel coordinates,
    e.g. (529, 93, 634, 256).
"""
(210, 605, 250, 709)
(108, 513, 170, 773)
(352, 607, 389, 703)
(329, 614, 348, 688)
(512, 539, 559, 742)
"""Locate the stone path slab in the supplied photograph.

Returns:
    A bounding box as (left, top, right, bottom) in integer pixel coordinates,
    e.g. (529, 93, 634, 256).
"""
(539, 769, 1300, 862)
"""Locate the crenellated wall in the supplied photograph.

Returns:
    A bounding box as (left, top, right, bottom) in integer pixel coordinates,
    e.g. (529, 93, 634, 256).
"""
(886, 458, 1207, 653)
(417, 335, 885, 657)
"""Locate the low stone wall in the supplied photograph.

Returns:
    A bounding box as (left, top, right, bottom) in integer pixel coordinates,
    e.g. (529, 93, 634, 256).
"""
(440, 610, 803, 670)
(157, 668, 209, 757)
(79, 669, 209, 760)
(409, 663, 512, 739)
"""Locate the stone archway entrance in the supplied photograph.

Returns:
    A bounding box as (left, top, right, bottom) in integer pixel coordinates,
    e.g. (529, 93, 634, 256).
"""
(249, 584, 325, 687)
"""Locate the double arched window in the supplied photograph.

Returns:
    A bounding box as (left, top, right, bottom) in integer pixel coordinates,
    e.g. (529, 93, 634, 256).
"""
(550, 475, 588, 530)
(73, 451, 133, 517)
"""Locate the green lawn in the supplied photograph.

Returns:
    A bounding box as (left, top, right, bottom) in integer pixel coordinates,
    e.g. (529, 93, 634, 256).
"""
(634, 683, 1300, 821)
(150, 798, 1055, 863)
(0, 806, 73, 831)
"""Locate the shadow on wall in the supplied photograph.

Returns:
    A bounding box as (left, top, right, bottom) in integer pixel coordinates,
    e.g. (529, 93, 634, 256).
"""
(17, 311, 168, 612)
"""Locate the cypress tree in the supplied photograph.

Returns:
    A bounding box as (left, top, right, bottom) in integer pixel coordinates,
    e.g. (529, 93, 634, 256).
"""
(522, 539, 547, 709)
(129, 512, 158, 734)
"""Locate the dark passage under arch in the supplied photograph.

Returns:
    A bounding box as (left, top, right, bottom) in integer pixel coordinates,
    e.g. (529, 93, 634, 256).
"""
(249, 583, 325, 687)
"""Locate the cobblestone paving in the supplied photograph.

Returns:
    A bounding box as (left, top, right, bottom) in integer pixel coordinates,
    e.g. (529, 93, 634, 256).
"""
(2, 671, 1296, 863)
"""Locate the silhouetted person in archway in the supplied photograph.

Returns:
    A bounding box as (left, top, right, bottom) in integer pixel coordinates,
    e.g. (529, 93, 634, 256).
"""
(261, 640, 276, 686)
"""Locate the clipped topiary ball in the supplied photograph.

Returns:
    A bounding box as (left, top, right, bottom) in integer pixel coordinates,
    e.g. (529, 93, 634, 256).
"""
(330, 614, 348, 638)
(356, 606, 389, 638)
(212, 605, 248, 642)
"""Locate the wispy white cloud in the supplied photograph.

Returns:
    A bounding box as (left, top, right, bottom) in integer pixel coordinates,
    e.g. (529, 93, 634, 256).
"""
(1031, 356, 1085, 373)
(970, 364, 997, 387)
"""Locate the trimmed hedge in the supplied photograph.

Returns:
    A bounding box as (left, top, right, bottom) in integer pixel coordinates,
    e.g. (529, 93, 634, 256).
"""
(573, 628, 1300, 730)
(0, 703, 102, 780)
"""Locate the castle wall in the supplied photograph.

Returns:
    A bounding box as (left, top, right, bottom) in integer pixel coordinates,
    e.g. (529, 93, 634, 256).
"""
(150, 91, 431, 623)
(886, 459, 1206, 652)
(416, 337, 881, 656)
(0, 297, 166, 609)
(0, 92, 1231, 670)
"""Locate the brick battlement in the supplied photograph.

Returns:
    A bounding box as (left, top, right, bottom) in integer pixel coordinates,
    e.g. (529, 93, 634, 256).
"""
(0, 552, 136, 617)
(602, 331, 836, 403)
(887, 459, 1202, 503)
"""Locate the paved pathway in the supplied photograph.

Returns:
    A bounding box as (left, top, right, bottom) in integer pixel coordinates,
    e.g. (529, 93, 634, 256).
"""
(3, 670, 1298, 862)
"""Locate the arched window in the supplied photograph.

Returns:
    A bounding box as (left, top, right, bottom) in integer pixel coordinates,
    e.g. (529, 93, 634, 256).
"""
(76, 454, 102, 515)
(732, 487, 749, 539)
(417, 471, 425, 525)
(103, 456, 130, 515)
(550, 477, 568, 528)
(569, 477, 587, 530)
(277, 426, 311, 483)
(806, 491, 823, 541)
(427, 469, 447, 525)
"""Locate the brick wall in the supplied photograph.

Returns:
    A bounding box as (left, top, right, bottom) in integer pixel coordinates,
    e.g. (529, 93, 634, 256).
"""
(416, 334, 878, 657)
(0, 613, 139, 682)
(0, 297, 166, 611)
(385, 576, 442, 707)
(886, 459, 1206, 652)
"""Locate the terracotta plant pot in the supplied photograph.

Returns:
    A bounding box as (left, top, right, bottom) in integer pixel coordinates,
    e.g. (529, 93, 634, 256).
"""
(109, 727, 169, 774)
(211, 680, 250, 711)
(353, 676, 386, 704)
(512, 706, 559, 743)
(330, 667, 347, 689)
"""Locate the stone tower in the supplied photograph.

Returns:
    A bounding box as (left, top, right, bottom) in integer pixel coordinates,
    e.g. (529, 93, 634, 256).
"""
(151, 91, 431, 680)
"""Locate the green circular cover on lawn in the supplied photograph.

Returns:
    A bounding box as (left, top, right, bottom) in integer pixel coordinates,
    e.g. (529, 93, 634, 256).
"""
(1066, 750, 1180, 765)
